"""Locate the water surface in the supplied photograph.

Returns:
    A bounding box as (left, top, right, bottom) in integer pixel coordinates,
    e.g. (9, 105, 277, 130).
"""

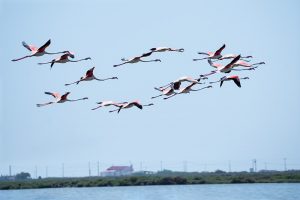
(0, 183, 299, 200)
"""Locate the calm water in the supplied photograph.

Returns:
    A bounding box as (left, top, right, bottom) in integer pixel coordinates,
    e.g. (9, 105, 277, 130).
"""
(0, 183, 300, 200)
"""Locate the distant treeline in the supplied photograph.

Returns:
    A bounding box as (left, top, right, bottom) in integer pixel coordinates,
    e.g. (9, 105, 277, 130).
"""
(1, 170, 300, 190)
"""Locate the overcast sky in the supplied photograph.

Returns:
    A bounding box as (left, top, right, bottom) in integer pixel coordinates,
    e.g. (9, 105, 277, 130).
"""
(1, 0, 300, 177)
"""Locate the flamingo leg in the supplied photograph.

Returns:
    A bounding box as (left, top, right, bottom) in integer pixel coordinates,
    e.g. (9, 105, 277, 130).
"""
(113, 62, 127, 67)
(163, 93, 178, 100)
(12, 55, 33, 62)
(91, 105, 102, 110)
(191, 86, 212, 91)
(65, 80, 80, 86)
(140, 59, 160, 63)
(151, 94, 163, 99)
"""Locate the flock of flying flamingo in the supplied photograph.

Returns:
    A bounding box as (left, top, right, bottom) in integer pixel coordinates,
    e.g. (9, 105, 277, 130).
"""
(12, 40, 265, 113)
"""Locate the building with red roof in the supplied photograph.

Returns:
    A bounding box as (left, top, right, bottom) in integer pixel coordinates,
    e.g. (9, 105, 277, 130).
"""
(101, 165, 134, 177)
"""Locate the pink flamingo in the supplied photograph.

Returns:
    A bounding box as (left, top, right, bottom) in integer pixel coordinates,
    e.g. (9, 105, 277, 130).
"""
(193, 44, 226, 61)
(91, 101, 128, 110)
(36, 92, 88, 107)
(151, 87, 175, 99)
(65, 67, 118, 86)
(150, 47, 184, 52)
(38, 51, 91, 69)
(209, 75, 249, 88)
(233, 60, 265, 68)
(218, 54, 253, 62)
(164, 83, 212, 100)
(113, 52, 161, 67)
(109, 100, 154, 113)
(201, 55, 247, 77)
(158, 76, 207, 91)
(12, 39, 68, 61)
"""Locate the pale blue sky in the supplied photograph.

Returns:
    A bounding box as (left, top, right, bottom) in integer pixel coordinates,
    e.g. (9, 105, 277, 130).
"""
(1, 0, 300, 177)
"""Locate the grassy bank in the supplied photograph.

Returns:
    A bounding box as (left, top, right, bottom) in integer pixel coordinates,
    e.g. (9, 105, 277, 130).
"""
(1, 171, 300, 190)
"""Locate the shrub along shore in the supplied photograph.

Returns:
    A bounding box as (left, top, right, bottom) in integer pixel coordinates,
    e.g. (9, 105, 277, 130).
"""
(1, 170, 300, 190)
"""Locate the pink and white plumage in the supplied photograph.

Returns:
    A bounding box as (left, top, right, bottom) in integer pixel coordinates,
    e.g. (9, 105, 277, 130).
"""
(65, 67, 118, 86)
(38, 51, 91, 69)
(150, 47, 184, 52)
(151, 87, 175, 99)
(113, 52, 161, 67)
(209, 75, 249, 88)
(193, 44, 226, 61)
(91, 101, 127, 110)
(12, 39, 68, 61)
(109, 100, 154, 113)
(158, 76, 207, 91)
(163, 83, 212, 100)
(36, 92, 88, 107)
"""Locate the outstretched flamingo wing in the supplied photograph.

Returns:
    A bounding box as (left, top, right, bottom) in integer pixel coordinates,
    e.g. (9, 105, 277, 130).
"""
(132, 102, 143, 109)
(86, 67, 95, 77)
(223, 55, 241, 70)
(22, 41, 37, 52)
(45, 92, 61, 99)
(215, 44, 226, 56)
(232, 78, 241, 88)
(38, 39, 51, 52)
(141, 51, 153, 58)
(61, 92, 70, 100)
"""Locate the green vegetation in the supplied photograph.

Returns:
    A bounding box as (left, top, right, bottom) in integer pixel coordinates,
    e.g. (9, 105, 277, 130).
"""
(1, 170, 300, 190)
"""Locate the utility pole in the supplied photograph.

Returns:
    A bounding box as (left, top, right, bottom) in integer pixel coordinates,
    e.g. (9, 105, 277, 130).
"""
(97, 161, 100, 176)
(46, 166, 48, 178)
(264, 162, 267, 170)
(160, 161, 163, 172)
(62, 163, 64, 178)
(140, 162, 143, 171)
(88, 162, 91, 177)
(284, 158, 287, 171)
(9, 165, 12, 176)
(35, 165, 37, 179)
(228, 160, 232, 172)
(183, 161, 187, 172)
(252, 159, 257, 172)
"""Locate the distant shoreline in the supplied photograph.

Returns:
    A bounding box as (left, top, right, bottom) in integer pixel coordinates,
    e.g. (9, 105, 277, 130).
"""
(1, 171, 300, 190)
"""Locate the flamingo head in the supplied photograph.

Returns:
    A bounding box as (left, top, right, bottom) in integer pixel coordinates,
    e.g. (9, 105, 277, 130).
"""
(155, 59, 161, 62)
(67, 51, 75, 58)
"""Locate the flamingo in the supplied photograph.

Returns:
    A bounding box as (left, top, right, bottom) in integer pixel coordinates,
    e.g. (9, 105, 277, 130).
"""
(200, 55, 245, 77)
(38, 51, 91, 69)
(209, 75, 249, 88)
(12, 39, 68, 61)
(150, 47, 184, 52)
(109, 100, 154, 113)
(218, 54, 253, 62)
(91, 101, 127, 110)
(151, 87, 175, 99)
(193, 44, 226, 61)
(65, 67, 118, 86)
(164, 83, 212, 100)
(233, 60, 265, 68)
(36, 92, 88, 107)
(158, 76, 207, 91)
(113, 52, 161, 67)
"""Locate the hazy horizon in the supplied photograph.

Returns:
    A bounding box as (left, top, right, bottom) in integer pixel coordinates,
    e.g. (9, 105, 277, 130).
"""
(1, 0, 300, 178)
